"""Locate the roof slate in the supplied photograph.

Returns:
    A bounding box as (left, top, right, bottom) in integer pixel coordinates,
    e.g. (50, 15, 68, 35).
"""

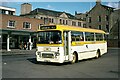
(21, 8, 77, 19)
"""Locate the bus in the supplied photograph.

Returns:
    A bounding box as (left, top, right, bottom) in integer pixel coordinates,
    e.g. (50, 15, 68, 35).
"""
(36, 25, 107, 63)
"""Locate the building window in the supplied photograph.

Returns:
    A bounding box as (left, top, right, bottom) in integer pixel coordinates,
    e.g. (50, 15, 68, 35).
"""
(83, 18, 86, 21)
(105, 15, 109, 21)
(44, 18, 49, 24)
(23, 22, 31, 29)
(2, 10, 6, 14)
(106, 25, 109, 32)
(72, 21, 76, 26)
(78, 22, 81, 26)
(89, 26, 92, 28)
(63, 20, 65, 25)
(8, 11, 13, 15)
(51, 18, 54, 23)
(38, 24, 43, 29)
(66, 20, 68, 25)
(41, 17, 43, 19)
(83, 24, 86, 28)
(49, 18, 51, 23)
(59, 19, 62, 24)
(98, 25, 102, 30)
(7, 20, 16, 28)
(0, 10, 1, 14)
(98, 16, 101, 22)
(88, 17, 91, 23)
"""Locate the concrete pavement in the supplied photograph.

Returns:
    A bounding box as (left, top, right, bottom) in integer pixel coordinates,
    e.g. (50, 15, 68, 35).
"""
(0, 49, 36, 56)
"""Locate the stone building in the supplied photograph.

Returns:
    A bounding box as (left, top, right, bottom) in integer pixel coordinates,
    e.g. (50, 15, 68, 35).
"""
(75, 12, 87, 28)
(75, 0, 120, 47)
(108, 9, 120, 47)
(0, 6, 44, 51)
(20, 3, 85, 27)
(75, 0, 114, 33)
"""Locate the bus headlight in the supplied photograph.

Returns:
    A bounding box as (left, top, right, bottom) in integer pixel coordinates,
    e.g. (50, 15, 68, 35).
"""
(55, 52, 60, 56)
(37, 52, 41, 57)
(36, 48, 38, 51)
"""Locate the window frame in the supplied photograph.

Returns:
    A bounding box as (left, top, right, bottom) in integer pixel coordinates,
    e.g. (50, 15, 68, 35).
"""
(88, 17, 91, 23)
(7, 20, 16, 28)
(85, 32, 95, 41)
(78, 22, 81, 26)
(98, 25, 102, 30)
(23, 22, 31, 29)
(98, 16, 101, 22)
(95, 33, 104, 41)
(71, 31, 84, 42)
(105, 15, 109, 21)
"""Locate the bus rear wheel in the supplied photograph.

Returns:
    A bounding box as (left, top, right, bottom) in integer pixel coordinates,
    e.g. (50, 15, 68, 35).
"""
(95, 49, 101, 59)
(71, 53, 77, 64)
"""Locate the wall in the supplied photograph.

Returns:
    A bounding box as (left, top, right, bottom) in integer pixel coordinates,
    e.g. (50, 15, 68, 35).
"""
(1, 14, 44, 31)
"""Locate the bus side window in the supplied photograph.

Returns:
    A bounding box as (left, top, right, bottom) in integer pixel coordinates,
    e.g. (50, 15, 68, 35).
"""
(71, 35, 75, 41)
(85, 32, 94, 41)
(96, 33, 103, 41)
(71, 31, 84, 42)
(76, 36, 80, 41)
(80, 35, 84, 41)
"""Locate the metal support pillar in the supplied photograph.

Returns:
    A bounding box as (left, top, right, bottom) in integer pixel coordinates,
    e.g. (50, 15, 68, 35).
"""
(7, 34, 11, 51)
(29, 35, 32, 50)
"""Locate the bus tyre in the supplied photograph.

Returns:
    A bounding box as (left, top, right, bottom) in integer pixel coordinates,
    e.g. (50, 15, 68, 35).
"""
(95, 49, 101, 59)
(71, 53, 77, 64)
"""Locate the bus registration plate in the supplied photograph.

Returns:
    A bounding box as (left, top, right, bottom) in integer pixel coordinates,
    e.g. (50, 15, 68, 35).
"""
(44, 60, 50, 62)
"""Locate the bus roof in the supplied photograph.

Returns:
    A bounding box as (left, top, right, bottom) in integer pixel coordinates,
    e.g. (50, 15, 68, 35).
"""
(38, 25, 106, 34)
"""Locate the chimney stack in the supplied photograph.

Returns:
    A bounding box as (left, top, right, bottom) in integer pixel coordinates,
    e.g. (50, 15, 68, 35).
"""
(96, 0, 101, 5)
(21, 3, 32, 15)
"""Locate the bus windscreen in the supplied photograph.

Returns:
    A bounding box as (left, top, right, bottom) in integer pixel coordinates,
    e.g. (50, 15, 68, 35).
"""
(37, 31, 62, 44)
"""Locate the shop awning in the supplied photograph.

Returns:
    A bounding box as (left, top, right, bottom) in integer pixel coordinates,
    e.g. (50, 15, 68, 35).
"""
(0, 29, 37, 36)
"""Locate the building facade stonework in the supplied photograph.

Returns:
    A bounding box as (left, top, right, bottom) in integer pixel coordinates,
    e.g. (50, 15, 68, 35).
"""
(75, 1, 120, 47)
(21, 3, 32, 15)
(0, 14, 43, 50)
(20, 3, 85, 28)
(76, 1, 114, 33)
(108, 9, 120, 47)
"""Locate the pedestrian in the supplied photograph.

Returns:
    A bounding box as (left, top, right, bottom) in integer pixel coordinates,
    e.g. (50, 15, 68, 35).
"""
(28, 42, 30, 50)
(24, 42, 27, 50)
(20, 41, 24, 50)
(19, 42, 22, 50)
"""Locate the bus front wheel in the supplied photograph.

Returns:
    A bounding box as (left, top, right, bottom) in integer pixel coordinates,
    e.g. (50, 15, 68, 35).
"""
(71, 53, 77, 64)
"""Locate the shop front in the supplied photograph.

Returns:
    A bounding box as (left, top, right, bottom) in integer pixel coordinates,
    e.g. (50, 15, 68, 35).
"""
(1, 29, 37, 51)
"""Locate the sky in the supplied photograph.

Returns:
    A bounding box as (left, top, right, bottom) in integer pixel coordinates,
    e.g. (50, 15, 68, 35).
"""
(0, 1, 120, 15)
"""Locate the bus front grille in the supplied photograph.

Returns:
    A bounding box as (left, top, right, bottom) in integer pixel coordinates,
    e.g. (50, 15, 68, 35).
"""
(42, 53, 54, 58)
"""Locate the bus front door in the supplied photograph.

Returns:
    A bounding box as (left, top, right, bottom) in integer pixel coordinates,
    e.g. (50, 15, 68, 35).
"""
(64, 31, 73, 61)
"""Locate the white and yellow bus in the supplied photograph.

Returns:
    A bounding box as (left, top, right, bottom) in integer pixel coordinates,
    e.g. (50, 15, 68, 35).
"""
(36, 25, 107, 63)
